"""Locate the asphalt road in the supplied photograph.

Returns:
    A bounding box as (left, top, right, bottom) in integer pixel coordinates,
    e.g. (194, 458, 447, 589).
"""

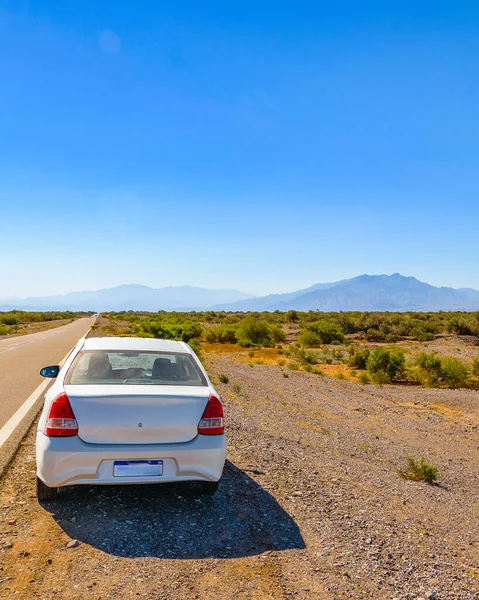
(0, 318, 95, 429)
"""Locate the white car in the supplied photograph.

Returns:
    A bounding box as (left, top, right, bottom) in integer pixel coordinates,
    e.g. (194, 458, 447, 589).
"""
(36, 337, 226, 500)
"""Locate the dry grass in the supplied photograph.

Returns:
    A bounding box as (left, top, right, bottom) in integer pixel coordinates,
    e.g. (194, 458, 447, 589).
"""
(0, 319, 74, 338)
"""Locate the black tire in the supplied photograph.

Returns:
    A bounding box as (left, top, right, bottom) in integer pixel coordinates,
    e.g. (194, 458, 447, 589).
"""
(196, 480, 219, 496)
(36, 477, 60, 501)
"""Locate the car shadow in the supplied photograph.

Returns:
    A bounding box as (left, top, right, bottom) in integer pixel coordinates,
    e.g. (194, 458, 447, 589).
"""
(42, 460, 305, 559)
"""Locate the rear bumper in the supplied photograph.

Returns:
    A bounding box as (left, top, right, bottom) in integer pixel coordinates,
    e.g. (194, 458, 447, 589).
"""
(36, 432, 226, 488)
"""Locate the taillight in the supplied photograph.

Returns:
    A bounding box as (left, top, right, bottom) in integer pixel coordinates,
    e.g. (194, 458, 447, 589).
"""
(45, 393, 78, 437)
(198, 394, 224, 435)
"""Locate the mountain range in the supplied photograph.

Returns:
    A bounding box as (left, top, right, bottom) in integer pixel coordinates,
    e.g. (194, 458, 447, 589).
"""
(213, 274, 479, 312)
(0, 285, 253, 312)
(1, 274, 479, 312)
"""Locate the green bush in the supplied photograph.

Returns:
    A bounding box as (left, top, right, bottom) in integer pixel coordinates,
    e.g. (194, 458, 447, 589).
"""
(215, 326, 238, 344)
(234, 318, 282, 347)
(398, 456, 438, 485)
(285, 310, 298, 323)
(270, 325, 286, 344)
(136, 319, 202, 343)
(0, 315, 19, 326)
(440, 357, 469, 388)
(366, 348, 405, 383)
(204, 328, 218, 343)
(293, 348, 318, 365)
(348, 347, 370, 370)
(414, 352, 443, 386)
(205, 324, 238, 344)
(365, 328, 385, 342)
(187, 338, 202, 356)
(447, 317, 479, 337)
(298, 330, 323, 348)
(218, 374, 229, 384)
(410, 326, 434, 342)
(181, 321, 203, 342)
(0, 325, 10, 336)
(300, 321, 344, 345)
(472, 356, 479, 377)
(358, 372, 370, 384)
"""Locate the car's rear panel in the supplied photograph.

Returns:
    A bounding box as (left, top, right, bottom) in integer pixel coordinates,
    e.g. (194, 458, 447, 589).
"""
(36, 431, 226, 487)
(64, 384, 211, 444)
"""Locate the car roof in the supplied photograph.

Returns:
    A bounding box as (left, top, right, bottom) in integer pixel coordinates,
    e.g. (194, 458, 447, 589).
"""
(81, 337, 190, 353)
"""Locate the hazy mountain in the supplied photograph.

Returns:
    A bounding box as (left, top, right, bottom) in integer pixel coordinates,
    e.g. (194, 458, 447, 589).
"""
(210, 281, 338, 312)
(2, 275, 478, 312)
(0, 284, 254, 312)
(214, 274, 479, 312)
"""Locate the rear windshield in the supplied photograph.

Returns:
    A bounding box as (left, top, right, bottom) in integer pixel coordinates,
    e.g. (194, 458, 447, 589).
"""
(65, 350, 207, 386)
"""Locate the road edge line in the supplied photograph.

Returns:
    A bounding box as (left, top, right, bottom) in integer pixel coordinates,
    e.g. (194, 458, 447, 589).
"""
(0, 323, 93, 478)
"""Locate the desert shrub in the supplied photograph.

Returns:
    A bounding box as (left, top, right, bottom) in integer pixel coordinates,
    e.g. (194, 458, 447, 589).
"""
(0, 325, 10, 336)
(472, 356, 479, 377)
(348, 347, 370, 370)
(0, 315, 19, 326)
(181, 321, 203, 342)
(300, 321, 344, 345)
(204, 325, 237, 344)
(270, 325, 286, 343)
(366, 348, 405, 383)
(218, 374, 229, 384)
(398, 456, 438, 485)
(235, 318, 279, 347)
(293, 348, 318, 365)
(372, 370, 391, 385)
(414, 352, 443, 386)
(285, 310, 299, 323)
(232, 383, 241, 394)
(447, 317, 479, 337)
(298, 330, 323, 347)
(440, 357, 469, 388)
(385, 333, 399, 343)
(365, 328, 385, 342)
(216, 326, 238, 344)
(358, 372, 370, 384)
(410, 325, 434, 342)
(187, 338, 202, 356)
(204, 328, 218, 343)
(332, 349, 344, 361)
(136, 319, 202, 343)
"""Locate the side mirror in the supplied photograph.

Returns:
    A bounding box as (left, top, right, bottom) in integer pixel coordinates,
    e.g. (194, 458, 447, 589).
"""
(40, 365, 60, 378)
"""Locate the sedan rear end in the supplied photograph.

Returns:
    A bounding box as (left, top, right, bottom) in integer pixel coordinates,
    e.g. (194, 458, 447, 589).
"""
(36, 338, 226, 500)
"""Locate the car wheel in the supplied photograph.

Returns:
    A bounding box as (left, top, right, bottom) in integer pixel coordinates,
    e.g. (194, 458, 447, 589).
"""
(196, 480, 219, 496)
(36, 477, 60, 501)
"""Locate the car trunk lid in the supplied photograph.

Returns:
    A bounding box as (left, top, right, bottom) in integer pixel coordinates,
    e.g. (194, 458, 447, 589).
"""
(64, 385, 210, 444)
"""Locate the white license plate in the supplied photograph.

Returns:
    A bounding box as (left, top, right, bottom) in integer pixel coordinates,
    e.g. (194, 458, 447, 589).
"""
(113, 460, 163, 477)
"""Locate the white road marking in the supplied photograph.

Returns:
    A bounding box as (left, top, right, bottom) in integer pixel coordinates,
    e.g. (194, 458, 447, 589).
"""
(0, 325, 93, 451)
(0, 377, 53, 448)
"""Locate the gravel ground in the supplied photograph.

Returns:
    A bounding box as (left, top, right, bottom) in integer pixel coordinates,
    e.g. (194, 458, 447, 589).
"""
(0, 354, 478, 599)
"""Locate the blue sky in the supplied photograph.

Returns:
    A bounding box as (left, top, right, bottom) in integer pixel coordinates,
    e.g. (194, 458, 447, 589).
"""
(1, 1, 478, 297)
